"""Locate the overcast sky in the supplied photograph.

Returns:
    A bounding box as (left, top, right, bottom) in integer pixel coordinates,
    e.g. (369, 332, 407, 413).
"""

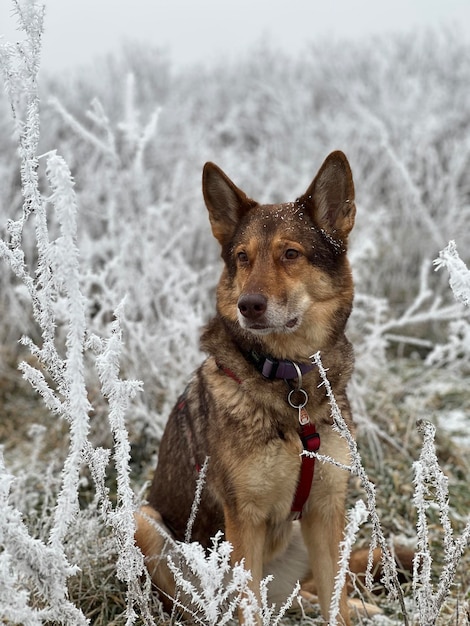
(1, 0, 469, 73)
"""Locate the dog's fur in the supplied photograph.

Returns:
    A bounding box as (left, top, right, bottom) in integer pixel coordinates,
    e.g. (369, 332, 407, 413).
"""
(135, 151, 357, 624)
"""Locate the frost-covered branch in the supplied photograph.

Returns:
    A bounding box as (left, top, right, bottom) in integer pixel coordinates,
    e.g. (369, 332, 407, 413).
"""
(312, 351, 410, 624)
(49, 96, 117, 159)
(356, 258, 466, 352)
(329, 500, 369, 626)
(185, 456, 210, 543)
(44, 152, 92, 549)
(434, 241, 470, 308)
(91, 302, 153, 623)
(426, 241, 470, 370)
(413, 420, 470, 625)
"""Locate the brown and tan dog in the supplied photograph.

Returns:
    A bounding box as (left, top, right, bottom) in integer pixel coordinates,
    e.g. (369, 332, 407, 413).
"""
(135, 151, 357, 624)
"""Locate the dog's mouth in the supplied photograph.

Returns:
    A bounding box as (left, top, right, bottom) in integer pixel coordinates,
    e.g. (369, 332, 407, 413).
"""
(285, 317, 298, 329)
(243, 317, 299, 334)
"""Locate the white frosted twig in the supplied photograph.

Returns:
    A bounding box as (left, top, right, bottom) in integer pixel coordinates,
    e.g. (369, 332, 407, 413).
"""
(302, 449, 352, 472)
(434, 240, 470, 307)
(49, 96, 116, 158)
(311, 351, 410, 625)
(376, 258, 465, 339)
(167, 531, 253, 626)
(329, 500, 369, 626)
(18, 361, 63, 414)
(185, 456, 210, 543)
(268, 580, 300, 626)
(44, 152, 92, 550)
(413, 420, 470, 624)
(93, 300, 148, 624)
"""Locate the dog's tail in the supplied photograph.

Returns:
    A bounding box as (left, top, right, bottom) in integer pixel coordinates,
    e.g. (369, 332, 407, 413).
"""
(349, 544, 414, 589)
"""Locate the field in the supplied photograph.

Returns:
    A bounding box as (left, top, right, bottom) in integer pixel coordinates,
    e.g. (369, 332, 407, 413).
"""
(1, 3, 470, 625)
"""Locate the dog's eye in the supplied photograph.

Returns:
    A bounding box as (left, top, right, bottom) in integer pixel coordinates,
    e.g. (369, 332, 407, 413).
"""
(237, 251, 249, 263)
(284, 249, 300, 260)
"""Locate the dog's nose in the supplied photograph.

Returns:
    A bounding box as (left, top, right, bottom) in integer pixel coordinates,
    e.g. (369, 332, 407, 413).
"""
(238, 294, 267, 319)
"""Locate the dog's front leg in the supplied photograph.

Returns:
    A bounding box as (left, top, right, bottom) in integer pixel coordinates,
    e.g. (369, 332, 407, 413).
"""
(224, 506, 265, 625)
(301, 501, 350, 626)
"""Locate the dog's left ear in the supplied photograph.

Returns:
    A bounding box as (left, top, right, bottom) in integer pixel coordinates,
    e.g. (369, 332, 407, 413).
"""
(300, 151, 356, 244)
(203, 162, 257, 246)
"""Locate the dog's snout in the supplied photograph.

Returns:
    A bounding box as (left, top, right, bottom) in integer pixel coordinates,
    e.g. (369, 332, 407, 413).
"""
(238, 293, 267, 319)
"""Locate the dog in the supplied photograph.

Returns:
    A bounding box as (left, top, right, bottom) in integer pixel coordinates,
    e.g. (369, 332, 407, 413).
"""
(135, 151, 357, 624)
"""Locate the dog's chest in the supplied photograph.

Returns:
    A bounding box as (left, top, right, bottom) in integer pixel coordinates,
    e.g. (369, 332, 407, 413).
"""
(208, 378, 303, 445)
(214, 418, 303, 522)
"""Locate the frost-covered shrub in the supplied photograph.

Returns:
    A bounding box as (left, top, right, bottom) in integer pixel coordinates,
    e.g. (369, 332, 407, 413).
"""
(2, 20, 469, 387)
(1, 16, 470, 376)
(0, 4, 154, 623)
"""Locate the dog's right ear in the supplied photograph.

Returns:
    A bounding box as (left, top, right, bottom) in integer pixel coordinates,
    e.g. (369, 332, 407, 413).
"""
(202, 162, 257, 246)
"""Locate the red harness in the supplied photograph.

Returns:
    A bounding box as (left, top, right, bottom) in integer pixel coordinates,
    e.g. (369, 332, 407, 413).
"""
(217, 363, 320, 518)
(290, 409, 320, 518)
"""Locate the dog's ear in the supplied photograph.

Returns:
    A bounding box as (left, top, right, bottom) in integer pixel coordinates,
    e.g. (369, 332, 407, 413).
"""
(203, 162, 257, 245)
(300, 151, 356, 244)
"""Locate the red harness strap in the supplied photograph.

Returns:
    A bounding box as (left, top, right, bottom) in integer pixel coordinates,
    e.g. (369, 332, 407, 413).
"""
(216, 363, 243, 385)
(290, 421, 320, 519)
(216, 361, 320, 518)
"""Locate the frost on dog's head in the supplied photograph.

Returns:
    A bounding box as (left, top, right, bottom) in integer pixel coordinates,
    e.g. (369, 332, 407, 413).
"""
(203, 151, 355, 251)
(201, 152, 356, 356)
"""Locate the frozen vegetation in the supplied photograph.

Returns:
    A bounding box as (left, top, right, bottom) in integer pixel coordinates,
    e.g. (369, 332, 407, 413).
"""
(0, 1, 470, 624)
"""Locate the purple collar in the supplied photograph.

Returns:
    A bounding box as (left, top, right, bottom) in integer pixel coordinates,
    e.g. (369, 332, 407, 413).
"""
(248, 351, 315, 380)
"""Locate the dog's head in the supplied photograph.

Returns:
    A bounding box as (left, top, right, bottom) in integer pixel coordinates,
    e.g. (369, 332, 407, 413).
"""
(202, 152, 356, 357)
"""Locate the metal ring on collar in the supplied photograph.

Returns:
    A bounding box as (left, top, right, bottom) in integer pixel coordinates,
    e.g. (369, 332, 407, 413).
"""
(287, 387, 308, 409)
